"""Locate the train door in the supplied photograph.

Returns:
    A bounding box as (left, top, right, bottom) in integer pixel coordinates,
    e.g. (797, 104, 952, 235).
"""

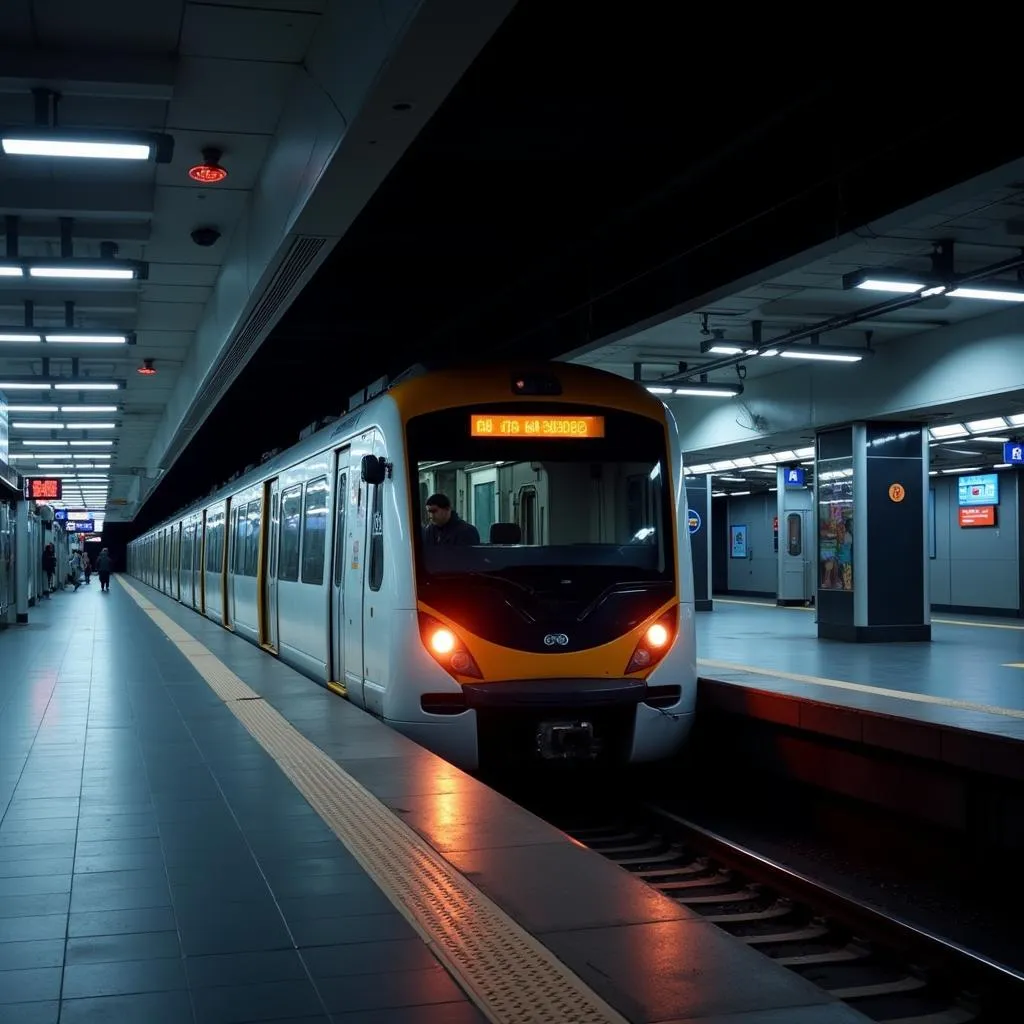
(345, 432, 387, 711)
(263, 479, 280, 651)
(343, 448, 367, 707)
(780, 510, 813, 603)
(199, 512, 207, 614)
(330, 452, 350, 686)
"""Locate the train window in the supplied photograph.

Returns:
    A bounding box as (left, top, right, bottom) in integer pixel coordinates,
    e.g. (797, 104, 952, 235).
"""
(245, 500, 261, 577)
(233, 507, 245, 574)
(368, 482, 384, 592)
(301, 476, 329, 586)
(279, 485, 302, 582)
(333, 471, 347, 587)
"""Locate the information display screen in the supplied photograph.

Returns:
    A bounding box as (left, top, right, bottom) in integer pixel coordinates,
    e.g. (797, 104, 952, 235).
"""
(27, 477, 62, 500)
(469, 413, 605, 439)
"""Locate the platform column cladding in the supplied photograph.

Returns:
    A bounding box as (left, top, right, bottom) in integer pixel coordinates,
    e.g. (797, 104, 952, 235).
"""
(814, 422, 930, 642)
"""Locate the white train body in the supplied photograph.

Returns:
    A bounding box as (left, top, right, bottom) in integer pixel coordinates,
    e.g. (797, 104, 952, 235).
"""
(129, 364, 697, 771)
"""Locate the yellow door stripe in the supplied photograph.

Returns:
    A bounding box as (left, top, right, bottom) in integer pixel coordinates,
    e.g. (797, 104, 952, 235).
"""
(698, 657, 1024, 721)
(116, 577, 628, 1024)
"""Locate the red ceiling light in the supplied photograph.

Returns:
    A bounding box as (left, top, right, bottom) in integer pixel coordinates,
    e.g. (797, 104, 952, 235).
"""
(137, 358, 156, 376)
(188, 147, 228, 184)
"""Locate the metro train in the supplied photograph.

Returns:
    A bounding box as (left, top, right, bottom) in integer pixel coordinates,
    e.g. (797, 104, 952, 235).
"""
(128, 363, 697, 771)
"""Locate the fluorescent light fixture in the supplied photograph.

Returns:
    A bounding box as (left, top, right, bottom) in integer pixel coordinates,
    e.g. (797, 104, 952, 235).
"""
(707, 345, 744, 355)
(760, 349, 779, 357)
(929, 424, 969, 438)
(61, 405, 118, 413)
(995, 463, 1011, 469)
(795, 447, 815, 458)
(66, 422, 116, 429)
(3, 138, 146, 159)
(751, 453, 776, 464)
(53, 382, 119, 391)
(44, 334, 128, 344)
(29, 266, 135, 280)
(0, 381, 50, 390)
(7, 404, 54, 412)
(73, 453, 110, 459)
(13, 422, 64, 429)
(948, 286, 1024, 302)
(730, 490, 751, 496)
(710, 461, 737, 470)
(941, 466, 982, 474)
(779, 347, 863, 363)
(856, 278, 926, 293)
(971, 436, 1009, 443)
(732, 457, 755, 467)
(645, 386, 673, 395)
(0, 265, 22, 277)
(673, 384, 741, 397)
(69, 440, 114, 446)
(0, 332, 41, 342)
(22, 440, 66, 446)
(965, 417, 1006, 432)
(716, 475, 747, 482)
(0, 129, 173, 161)
(688, 464, 713, 474)
(711, 491, 726, 497)
(1007, 413, 1024, 426)
(843, 270, 927, 293)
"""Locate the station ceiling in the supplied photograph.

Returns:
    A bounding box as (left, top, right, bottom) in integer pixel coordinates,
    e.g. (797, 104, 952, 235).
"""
(0, 3, 1020, 535)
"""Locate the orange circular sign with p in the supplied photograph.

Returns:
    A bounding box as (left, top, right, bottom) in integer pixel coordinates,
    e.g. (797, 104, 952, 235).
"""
(888, 482, 905, 503)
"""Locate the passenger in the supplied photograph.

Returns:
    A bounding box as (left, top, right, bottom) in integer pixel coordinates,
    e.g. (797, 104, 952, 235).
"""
(96, 548, 113, 593)
(424, 493, 480, 546)
(41, 543, 56, 598)
(81, 550, 92, 585)
(68, 550, 82, 591)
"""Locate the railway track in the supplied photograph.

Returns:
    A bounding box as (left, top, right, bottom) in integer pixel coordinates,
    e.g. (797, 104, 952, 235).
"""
(557, 803, 1023, 1023)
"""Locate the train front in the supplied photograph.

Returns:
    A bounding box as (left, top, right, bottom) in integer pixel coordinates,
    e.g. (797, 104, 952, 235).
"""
(394, 369, 696, 771)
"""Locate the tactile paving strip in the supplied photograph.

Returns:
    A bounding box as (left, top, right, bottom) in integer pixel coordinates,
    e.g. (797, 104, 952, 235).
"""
(118, 578, 629, 1024)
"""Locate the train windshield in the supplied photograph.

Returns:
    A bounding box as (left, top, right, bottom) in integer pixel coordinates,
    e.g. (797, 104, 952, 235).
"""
(406, 406, 675, 647)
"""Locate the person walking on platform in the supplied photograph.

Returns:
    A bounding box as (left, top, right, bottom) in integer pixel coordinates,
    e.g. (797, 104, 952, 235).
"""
(81, 550, 92, 585)
(41, 543, 56, 598)
(68, 550, 82, 591)
(96, 548, 113, 592)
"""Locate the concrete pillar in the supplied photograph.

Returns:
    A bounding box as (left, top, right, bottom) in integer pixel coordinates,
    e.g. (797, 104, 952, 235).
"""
(815, 422, 930, 642)
(775, 464, 814, 605)
(15, 497, 28, 623)
(685, 473, 712, 610)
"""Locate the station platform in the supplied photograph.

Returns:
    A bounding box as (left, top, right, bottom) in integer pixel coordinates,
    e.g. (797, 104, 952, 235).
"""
(0, 577, 868, 1024)
(696, 598, 1024, 783)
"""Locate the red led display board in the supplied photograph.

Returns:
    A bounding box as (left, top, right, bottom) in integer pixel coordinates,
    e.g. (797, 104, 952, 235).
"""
(959, 505, 996, 528)
(27, 477, 62, 501)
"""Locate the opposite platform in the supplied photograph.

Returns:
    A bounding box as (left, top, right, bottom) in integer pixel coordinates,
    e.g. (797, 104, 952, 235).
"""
(0, 576, 868, 1024)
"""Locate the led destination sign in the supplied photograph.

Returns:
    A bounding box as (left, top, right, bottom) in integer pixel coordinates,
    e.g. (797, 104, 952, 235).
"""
(470, 414, 605, 439)
(26, 477, 62, 500)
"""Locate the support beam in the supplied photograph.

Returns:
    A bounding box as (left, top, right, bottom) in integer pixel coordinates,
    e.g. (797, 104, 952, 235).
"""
(0, 51, 176, 99)
(2, 219, 151, 243)
(0, 181, 155, 218)
(15, 498, 28, 624)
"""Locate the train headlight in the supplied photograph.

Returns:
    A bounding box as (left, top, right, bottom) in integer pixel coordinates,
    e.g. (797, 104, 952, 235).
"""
(419, 613, 482, 680)
(430, 628, 456, 655)
(625, 609, 676, 675)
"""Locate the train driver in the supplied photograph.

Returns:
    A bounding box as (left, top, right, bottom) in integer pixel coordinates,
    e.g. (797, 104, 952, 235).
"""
(424, 493, 480, 546)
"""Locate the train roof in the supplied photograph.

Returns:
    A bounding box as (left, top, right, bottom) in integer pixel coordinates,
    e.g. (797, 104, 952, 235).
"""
(138, 362, 664, 536)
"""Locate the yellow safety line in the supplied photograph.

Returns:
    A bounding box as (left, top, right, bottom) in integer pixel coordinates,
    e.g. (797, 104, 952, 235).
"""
(698, 657, 1024, 721)
(116, 578, 628, 1024)
(716, 597, 1024, 632)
